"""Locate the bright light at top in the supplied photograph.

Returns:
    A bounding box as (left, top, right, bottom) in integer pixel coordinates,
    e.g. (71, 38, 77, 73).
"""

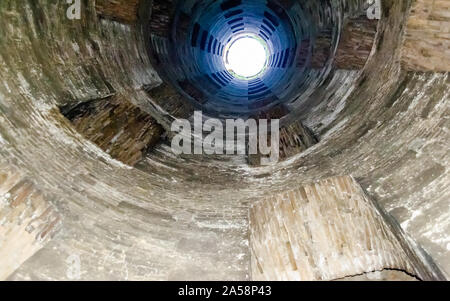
(225, 36, 268, 78)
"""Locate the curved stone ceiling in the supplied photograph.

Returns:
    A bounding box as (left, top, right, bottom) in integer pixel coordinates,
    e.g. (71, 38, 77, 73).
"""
(0, 0, 448, 281)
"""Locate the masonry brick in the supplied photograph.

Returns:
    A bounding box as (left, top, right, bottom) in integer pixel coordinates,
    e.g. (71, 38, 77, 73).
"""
(95, 0, 140, 24)
(249, 176, 443, 281)
(64, 94, 164, 166)
(401, 0, 450, 71)
(335, 17, 378, 70)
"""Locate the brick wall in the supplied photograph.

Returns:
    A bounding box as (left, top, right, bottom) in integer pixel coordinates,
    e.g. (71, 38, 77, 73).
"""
(0, 165, 61, 280)
(95, 0, 140, 24)
(248, 106, 318, 166)
(335, 17, 378, 69)
(64, 94, 164, 166)
(249, 176, 444, 281)
(401, 0, 450, 71)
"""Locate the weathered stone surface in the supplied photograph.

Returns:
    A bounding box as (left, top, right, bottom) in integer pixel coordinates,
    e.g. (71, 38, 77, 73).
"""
(95, 0, 140, 24)
(0, 0, 447, 281)
(144, 83, 195, 120)
(63, 94, 164, 166)
(401, 0, 450, 71)
(248, 120, 318, 166)
(149, 0, 176, 38)
(0, 1, 249, 280)
(311, 17, 377, 70)
(248, 106, 318, 165)
(336, 270, 418, 281)
(250, 176, 444, 281)
(311, 30, 333, 69)
(0, 164, 61, 280)
(278, 121, 318, 159)
(335, 17, 378, 70)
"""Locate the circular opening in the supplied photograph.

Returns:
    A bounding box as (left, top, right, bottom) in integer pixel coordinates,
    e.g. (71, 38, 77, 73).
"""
(225, 35, 268, 79)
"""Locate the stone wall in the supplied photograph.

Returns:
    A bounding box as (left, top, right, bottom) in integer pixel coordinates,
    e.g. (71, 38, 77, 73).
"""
(250, 176, 444, 281)
(144, 83, 194, 120)
(95, 0, 140, 24)
(0, 0, 448, 280)
(311, 30, 333, 69)
(248, 106, 318, 166)
(63, 94, 164, 166)
(401, 0, 450, 71)
(311, 17, 378, 70)
(1, 0, 249, 280)
(335, 17, 379, 69)
(0, 164, 61, 280)
(278, 122, 318, 159)
(248, 120, 318, 166)
(149, 0, 176, 37)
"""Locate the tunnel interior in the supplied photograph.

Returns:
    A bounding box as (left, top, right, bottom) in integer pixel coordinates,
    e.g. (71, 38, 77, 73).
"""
(147, 0, 346, 119)
(0, 0, 448, 281)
